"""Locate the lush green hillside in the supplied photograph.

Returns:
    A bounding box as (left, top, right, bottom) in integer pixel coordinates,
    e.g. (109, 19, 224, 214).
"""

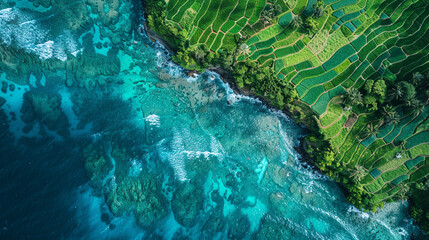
(144, 0, 429, 232)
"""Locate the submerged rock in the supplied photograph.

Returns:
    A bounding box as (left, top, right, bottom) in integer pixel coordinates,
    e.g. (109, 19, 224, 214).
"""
(29, 0, 54, 9)
(69, 40, 120, 87)
(203, 213, 224, 234)
(1, 81, 7, 93)
(171, 182, 204, 227)
(253, 214, 293, 239)
(272, 166, 289, 188)
(157, 71, 174, 81)
(0, 97, 5, 107)
(269, 192, 288, 213)
(227, 211, 251, 240)
(65, 71, 74, 88)
(106, 175, 168, 228)
(61, 1, 91, 31)
(21, 91, 70, 137)
(83, 143, 113, 195)
(0, 43, 63, 85)
(187, 70, 199, 78)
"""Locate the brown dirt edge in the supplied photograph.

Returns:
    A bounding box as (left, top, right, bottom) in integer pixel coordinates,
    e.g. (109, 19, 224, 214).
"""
(345, 113, 358, 128)
(142, 20, 320, 171)
(142, 21, 177, 53)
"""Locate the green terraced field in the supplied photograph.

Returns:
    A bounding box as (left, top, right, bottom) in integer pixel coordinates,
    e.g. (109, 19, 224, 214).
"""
(146, 0, 429, 228)
(165, 0, 272, 52)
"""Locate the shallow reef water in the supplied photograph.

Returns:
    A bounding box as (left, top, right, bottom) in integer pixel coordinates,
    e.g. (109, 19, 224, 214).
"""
(0, 0, 425, 239)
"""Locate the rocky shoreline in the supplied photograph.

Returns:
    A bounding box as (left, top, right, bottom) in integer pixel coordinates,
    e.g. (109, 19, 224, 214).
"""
(142, 20, 318, 170)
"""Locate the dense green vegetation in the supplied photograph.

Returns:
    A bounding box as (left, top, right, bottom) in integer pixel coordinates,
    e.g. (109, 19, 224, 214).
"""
(410, 179, 429, 233)
(144, 0, 298, 108)
(144, 0, 429, 232)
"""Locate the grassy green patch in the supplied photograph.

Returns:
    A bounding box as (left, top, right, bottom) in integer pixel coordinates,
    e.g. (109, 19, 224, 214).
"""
(320, 98, 343, 127)
(381, 165, 408, 182)
(318, 30, 349, 62)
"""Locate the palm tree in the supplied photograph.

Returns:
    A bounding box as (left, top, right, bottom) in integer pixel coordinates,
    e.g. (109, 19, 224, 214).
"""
(412, 72, 424, 85)
(389, 85, 403, 101)
(314, 6, 325, 18)
(382, 105, 395, 115)
(292, 15, 303, 29)
(412, 102, 425, 116)
(240, 31, 250, 41)
(386, 114, 401, 125)
(313, 0, 325, 18)
(305, 17, 319, 34)
(349, 165, 367, 182)
(261, 10, 272, 26)
(382, 105, 400, 125)
(399, 191, 408, 203)
(398, 183, 410, 203)
(345, 87, 363, 106)
(403, 97, 419, 107)
(424, 180, 429, 191)
(236, 43, 251, 56)
(360, 122, 378, 139)
(194, 50, 206, 63)
(270, 4, 282, 16)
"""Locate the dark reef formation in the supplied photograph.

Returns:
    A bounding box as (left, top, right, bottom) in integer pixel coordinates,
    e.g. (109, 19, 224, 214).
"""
(83, 143, 113, 195)
(171, 182, 204, 227)
(105, 175, 168, 228)
(21, 91, 70, 137)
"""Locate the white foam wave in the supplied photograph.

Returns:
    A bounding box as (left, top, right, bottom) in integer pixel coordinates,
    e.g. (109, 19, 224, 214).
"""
(145, 114, 160, 127)
(164, 129, 188, 181)
(0, 7, 81, 61)
(0, 7, 14, 21)
(128, 158, 143, 177)
(55, 30, 81, 60)
(182, 150, 221, 160)
(278, 121, 297, 163)
(205, 71, 262, 105)
(347, 206, 369, 219)
(34, 40, 54, 60)
(209, 136, 225, 162)
(305, 203, 359, 240)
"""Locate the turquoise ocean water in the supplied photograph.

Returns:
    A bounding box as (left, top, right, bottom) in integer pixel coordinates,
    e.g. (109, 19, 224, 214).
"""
(0, 0, 425, 239)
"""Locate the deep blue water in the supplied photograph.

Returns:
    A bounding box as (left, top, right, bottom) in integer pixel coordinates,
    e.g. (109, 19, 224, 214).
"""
(0, 0, 425, 239)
